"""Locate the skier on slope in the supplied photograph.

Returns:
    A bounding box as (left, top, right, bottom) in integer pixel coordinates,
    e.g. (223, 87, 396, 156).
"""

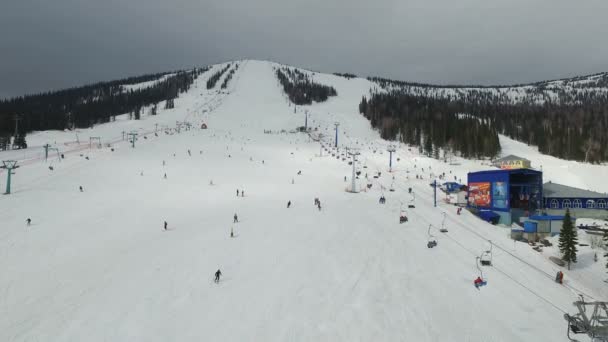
(215, 269, 222, 283)
(164, 221, 168, 230)
(79, 186, 83, 192)
(287, 201, 291, 208)
(26, 218, 31, 226)
(237, 189, 239, 197)
(234, 213, 238, 223)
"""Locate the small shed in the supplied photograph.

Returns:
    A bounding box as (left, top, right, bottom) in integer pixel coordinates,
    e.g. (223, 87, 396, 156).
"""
(448, 191, 467, 206)
(443, 182, 464, 193)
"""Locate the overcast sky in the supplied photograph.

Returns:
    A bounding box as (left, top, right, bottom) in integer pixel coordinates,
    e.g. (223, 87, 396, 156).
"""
(1, 0, 608, 99)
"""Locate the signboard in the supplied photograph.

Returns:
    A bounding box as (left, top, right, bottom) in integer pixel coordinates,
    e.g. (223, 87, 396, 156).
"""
(469, 182, 491, 207)
(492, 182, 508, 209)
(494, 159, 531, 170)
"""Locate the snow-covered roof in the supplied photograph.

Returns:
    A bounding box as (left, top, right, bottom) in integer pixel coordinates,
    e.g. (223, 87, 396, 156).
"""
(495, 154, 530, 163)
(543, 181, 608, 199)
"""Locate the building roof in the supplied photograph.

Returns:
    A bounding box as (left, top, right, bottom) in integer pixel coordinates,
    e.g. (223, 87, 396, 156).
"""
(495, 155, 531, 163)
(543, 181, 608, 199)
(468, 168, 542, 177)
(530, 215, 570, 221)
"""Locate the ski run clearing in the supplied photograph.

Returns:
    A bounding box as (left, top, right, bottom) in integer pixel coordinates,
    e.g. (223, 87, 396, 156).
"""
(1, 60, 607, 342)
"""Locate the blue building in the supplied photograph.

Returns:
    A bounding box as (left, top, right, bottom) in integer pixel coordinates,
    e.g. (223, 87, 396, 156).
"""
(467, 169, 543, 225)
(543, 181, 608, 219)
(442, 182, 464, 193)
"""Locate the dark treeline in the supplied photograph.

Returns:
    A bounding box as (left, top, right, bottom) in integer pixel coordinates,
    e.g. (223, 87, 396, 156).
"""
(333, 72, 357, 79)
(369, 72, 608, 90)
(0, 67, 208, 150)
(360, 81, 608, 162)
(221, 64, 239, 89)
(360, 92, 501, 159)
(276, 68, 337, 105)
(207, 64, 231, 89)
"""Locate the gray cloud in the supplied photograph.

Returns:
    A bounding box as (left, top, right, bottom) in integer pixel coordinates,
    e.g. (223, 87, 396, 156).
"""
(2, 0, 608, 98)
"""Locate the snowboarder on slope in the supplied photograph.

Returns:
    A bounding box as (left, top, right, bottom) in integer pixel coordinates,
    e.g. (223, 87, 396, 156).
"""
(215, 269, 222, 283)
(555, 271, 564, 284)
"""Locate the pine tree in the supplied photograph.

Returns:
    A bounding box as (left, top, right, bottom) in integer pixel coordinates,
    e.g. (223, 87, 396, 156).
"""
(0, 134, 9, 151)
(558, 209, 578, 270)
(12, 133, 27, 149)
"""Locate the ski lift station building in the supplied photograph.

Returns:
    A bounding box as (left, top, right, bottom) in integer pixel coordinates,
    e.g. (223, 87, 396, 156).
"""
(467, 168, 543, 225)
(542, 181, 608, 219)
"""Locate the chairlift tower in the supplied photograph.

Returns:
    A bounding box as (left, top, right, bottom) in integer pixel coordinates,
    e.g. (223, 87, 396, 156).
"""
(565, 296, 608, 341)
(348, 149, 360, 193)
(42, 144, 60, 162)
(304, 110, 309, 131)
(89, 136, 101, 149)
(387, 145, 396, 172)
(127, 132, 138, 148)
(334, 122, 340, 148)
(1, 160, 19, 194)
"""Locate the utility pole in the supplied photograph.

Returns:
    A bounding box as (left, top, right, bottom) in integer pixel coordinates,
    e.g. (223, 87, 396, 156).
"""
(348, 149, 360, 193)
(127, 132, 138, 148)
(43, 144, 51, 162)
(304, 110, 308, 131)
(434, 179, 437, 207)
(12, 114, 20, 149)
(1, 160, 19, 194)
(334, 122, 340, 148)
(387, 145, 396, 172)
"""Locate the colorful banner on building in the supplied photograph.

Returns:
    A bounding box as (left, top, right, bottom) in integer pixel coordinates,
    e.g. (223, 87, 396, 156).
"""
(494, 159, 531, 170)
(468, 182, 491, 207)
(492, 181, 508, 209)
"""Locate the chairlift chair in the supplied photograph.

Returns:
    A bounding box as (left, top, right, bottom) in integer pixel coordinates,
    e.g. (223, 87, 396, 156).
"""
(474, 257, 488, 287)
(439, 212, 448, 233)
(408, 192, 416, 208)
(427, 225, 437, 248)
(480, 241, 493, 266)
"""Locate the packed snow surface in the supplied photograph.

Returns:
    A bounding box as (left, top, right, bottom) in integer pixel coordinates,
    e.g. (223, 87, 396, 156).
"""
(1, 60, 606, 341)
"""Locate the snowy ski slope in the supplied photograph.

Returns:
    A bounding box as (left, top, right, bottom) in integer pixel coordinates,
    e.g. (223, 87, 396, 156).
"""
(1, 60, 606, 341)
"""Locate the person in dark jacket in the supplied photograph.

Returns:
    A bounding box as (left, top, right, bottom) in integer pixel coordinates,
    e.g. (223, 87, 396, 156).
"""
(215, 269, 222, 283)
